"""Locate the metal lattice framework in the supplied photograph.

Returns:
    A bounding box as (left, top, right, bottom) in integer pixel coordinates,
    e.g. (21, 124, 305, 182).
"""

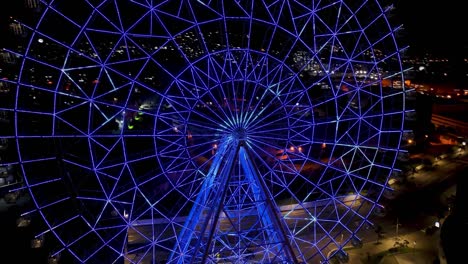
(0, 0, 408, 263)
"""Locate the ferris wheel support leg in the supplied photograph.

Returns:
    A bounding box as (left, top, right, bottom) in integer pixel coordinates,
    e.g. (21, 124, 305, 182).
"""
(239, 145, 301, 264)
(169, 140, 302, 264)
(168, 139, 239, 264)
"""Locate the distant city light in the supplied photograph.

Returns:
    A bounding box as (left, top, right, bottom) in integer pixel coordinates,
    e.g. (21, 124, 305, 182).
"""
(38, 38, 44, 43)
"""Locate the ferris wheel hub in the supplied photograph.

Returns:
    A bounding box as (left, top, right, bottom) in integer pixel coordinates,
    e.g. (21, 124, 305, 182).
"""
(231, 127, 248, 140)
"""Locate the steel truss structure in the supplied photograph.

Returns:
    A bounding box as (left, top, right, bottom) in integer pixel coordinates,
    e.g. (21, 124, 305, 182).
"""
(0, 0, 408, 263)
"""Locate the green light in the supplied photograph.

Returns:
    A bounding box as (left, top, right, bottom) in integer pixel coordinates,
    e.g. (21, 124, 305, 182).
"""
(128, 119, 134, 129)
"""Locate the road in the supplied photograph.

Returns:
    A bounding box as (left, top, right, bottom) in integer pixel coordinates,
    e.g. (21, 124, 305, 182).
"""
(125, 194, 371, 263)
(339, 149, 468, 264)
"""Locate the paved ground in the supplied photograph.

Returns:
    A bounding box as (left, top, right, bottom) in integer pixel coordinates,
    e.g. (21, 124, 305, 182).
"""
(346, 229, 440, 264)
(336, 149, 468, 264)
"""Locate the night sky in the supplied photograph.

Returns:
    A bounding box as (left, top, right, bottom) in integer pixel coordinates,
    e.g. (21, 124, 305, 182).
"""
(394, 0, 465, 57)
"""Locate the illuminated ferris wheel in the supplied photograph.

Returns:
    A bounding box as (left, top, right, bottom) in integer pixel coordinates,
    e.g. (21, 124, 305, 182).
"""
(0, 0, 408, 263)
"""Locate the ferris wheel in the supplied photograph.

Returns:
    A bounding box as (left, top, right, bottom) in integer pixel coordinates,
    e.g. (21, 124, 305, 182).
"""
(0, 0, 408, 263)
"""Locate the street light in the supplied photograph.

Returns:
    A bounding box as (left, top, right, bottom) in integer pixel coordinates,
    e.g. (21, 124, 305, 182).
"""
(395, 217, 401, 239)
